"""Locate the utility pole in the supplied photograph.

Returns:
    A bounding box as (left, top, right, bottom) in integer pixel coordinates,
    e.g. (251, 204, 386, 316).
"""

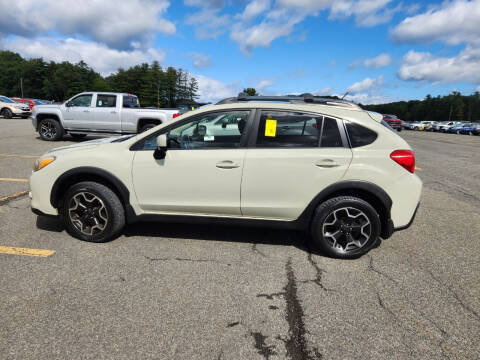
(448, 104, 452, 122)
(20, 77, 24, 98)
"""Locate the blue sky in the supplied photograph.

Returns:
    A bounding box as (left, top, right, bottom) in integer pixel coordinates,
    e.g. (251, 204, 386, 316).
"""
(1, 0, 479, 104)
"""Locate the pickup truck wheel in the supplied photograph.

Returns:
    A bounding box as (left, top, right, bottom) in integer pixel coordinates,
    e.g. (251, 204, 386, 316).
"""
(139, 123, 157, 133)
(39, 118, 64, 141)
(310, 196, 381, 259)
(70, 133, 87, 139)
(2, 108, 13, 119)
(61, 181, 125, 243)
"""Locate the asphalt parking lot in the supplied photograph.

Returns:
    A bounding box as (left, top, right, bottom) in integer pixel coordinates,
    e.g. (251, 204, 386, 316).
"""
(1, 119, 479, 360)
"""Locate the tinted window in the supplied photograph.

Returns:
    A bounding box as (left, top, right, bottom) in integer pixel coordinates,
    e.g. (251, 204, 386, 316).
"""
(346, 123, 378, 148)
(321, 117, 343, 147)
(256, 111, 322, 148)
(123, 95, 140, 108)
(70, 94, 92, 107)
(0, 96, 15, 103)
(139, 110, 250, 150)
(96, 94, 117, 108)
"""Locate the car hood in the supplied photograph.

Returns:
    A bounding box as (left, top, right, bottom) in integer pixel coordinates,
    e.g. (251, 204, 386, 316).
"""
(45, 135, 131, 155)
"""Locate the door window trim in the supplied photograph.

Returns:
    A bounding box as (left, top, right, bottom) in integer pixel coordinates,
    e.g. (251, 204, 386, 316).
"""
(248, 108, 349, 149)
(130, 108, 257, 151)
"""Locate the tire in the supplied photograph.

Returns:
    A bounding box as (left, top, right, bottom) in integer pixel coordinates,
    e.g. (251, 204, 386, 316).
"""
(2, 108, 13, 119)
(70, 133, 87, 139)
(38, 118, 64, 141)
(139, 123, 158, 133)
(397, 128, 402, 132)
(61, 181, 125, 243)
(310, 196, 381, 259)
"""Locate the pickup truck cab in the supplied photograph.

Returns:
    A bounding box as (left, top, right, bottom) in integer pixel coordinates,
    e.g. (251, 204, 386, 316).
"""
(32, 92, 179, 141)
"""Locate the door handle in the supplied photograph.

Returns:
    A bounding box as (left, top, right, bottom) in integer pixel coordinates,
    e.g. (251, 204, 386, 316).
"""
(315, 159, 340, 168)
(83, 110, 90, 113)
(110, 111, 117, 114)
(216, 160, 240, 169)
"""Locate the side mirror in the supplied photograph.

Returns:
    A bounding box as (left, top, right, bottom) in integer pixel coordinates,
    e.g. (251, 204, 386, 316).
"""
(65, 101, 72, 107)
(153, 134, 167, 160)
(221, 122, 227, 129)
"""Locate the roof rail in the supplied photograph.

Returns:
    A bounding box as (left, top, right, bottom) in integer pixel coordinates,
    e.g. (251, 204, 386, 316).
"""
(216, 93, 361, 109)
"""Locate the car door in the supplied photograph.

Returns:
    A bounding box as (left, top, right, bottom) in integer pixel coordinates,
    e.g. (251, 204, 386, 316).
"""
(62, 94, 95, 130)
(241, 110, 352, 220)
(93, 94, 121, 132)
(131, 109, 252, 216)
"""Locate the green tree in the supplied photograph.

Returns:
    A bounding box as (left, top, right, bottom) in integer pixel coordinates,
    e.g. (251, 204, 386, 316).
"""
(243, 88, 258, 96)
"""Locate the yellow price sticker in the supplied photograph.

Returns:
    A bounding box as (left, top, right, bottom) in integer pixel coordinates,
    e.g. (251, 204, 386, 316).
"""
(265, 119, 277, 137)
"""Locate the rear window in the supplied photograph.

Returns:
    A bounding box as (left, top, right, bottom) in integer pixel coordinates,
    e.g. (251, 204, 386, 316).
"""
(123, 95, 140, 108)
(346, 123, 378, 148)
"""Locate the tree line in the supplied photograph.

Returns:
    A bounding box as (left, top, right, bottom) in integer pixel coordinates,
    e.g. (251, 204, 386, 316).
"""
(363, 92, 480, 122)
(0, 50, 199, 108)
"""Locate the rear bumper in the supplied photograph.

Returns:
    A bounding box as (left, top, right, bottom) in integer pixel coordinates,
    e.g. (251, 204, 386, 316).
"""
(394, 202, 420, 232)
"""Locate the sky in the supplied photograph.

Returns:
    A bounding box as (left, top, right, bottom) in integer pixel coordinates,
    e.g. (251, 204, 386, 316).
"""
(0, 0, 479, 104)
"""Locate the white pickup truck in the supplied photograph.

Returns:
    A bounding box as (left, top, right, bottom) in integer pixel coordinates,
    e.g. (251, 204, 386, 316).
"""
(32, 92, 179, 141)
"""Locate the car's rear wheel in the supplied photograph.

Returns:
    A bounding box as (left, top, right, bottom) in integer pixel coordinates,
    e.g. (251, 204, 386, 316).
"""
(61, 181, 125, 243)
(139, 123, 157, 133)
(310, 196, 381, 259)
(2, 108, 13, 119)
(39, 118, 64, 141)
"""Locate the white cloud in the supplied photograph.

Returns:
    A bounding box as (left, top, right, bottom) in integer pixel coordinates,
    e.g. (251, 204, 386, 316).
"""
(364, 53, 392, 68)
(188, 52, 212, 69)
(329, 0, 400, 27)
(1, 37, 165, 75)
(195, 75, 241, 103)
(185, 9, 231, 39)
(391, 0, 480, 46)
(344, 93, 400, 105)
(239, 0, 271, 21)
(347, 75, 384, 93)
(312, 87, 333, 96)
(0, 0, 175, 50)
(257, 79, 275, 92)
(398, 47, 480, 84)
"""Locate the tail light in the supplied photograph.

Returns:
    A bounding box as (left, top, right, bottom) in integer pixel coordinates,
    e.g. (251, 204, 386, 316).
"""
(390, 150, 415, 173)
(173, 113, 180, 118)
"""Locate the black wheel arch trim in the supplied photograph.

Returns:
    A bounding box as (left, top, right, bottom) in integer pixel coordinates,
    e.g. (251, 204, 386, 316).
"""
(297, 180, 393, 237)
(50, 166, 136, 222)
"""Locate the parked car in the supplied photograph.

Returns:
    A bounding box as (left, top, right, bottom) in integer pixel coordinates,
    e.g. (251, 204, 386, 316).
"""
(458, 123, 476, 135)
(29, 93, 422, 259)
(434, 121, 452, 132)
(424, 121, 437, 132)
(408, 122, 422, 130)
(12, 98, 45, 111)
(31, 92, 180, 141)
(471, 124, 480, 136)
(382, 114, 403, 131)
(441, 121, 461, 133)
(0, 95, 31, 118)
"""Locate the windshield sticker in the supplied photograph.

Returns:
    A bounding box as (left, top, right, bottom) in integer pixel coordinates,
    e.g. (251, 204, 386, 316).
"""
(204, 135, 215, 141)
(265, 119, 277, 137)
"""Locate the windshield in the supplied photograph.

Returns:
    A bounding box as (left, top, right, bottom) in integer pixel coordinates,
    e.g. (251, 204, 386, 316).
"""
(33, 100, 43, 104)
(0, 96, 15, 103)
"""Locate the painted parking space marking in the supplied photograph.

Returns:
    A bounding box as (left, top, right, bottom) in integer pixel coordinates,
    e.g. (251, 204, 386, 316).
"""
(415, 167, 422, 171)
(0, 153, 38, 159)
(0, 245, 55, 257)
(0, 177, 29, 182)
(0, 190, 29, 205)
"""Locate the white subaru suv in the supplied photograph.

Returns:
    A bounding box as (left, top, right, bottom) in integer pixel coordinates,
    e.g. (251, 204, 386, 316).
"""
(30, 94, 422, 259)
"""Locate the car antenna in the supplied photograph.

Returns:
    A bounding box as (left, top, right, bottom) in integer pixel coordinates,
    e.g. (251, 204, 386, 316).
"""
(341, 91, 349, 100)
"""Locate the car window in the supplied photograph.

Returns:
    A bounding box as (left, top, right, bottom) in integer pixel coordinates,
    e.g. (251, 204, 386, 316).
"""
(96, 94, 117, 108)
(346, 122, 378, 147)
(138, 110, 250, 150)
(70, 94, 92, 107)
(123, 95, 140, 108)
(256, 111, 322, 148)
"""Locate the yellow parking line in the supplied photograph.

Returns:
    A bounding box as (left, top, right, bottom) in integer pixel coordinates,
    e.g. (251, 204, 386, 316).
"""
(415, 167, 422, 171)
(0, 177, 28, 182)
(0, 153, 38, 159)
(0, 245, 55, 257)
(0, 190, 29, 204)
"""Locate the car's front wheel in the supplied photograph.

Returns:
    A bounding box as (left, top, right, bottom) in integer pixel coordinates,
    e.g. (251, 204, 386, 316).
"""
(39, 118, 64, 141)
(61, 181, 125, 243)
(310, 196, 381, 259)
(2, 108, 13, 119)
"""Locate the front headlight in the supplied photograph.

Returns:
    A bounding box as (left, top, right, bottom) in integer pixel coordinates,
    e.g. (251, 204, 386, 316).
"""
(33, 156, 55, 171)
